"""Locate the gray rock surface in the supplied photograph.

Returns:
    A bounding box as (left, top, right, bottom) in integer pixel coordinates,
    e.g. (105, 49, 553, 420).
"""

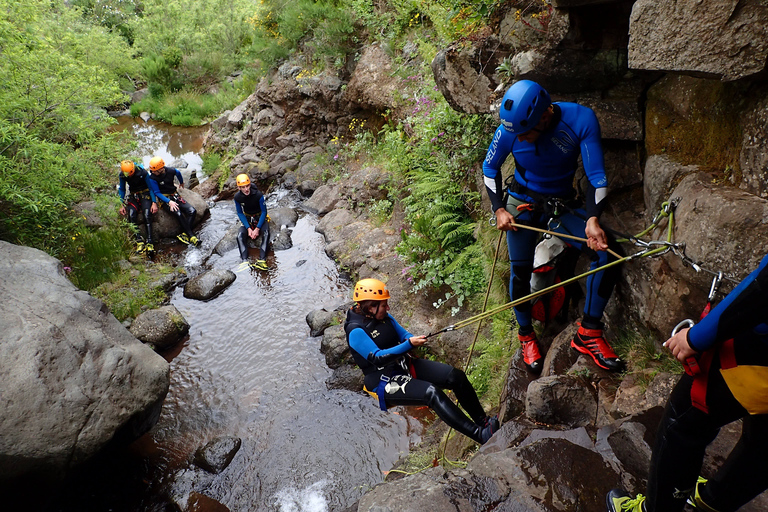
(0, 241, 169, 479)
(129, 305, 190, 350)
(183, 269, 237, 301)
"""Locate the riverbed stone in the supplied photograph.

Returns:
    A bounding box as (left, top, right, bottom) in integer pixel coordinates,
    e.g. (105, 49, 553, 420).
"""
(130, 305, 190, 350)
(320, 324, 352, 369)
(0, 241, 170, 480)
(525, 375, 598, 428)
(271, 228, 293, 251)
(269, 206, 298, 228)
(193, 437, 242, 474)
(326, 364, 364, 392)
(306, 308, 345, 337)
(183, 269, 237, 301)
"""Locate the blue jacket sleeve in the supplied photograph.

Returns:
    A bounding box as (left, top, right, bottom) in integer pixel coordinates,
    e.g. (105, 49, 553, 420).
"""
(348, 314, 413, 362)
(577, 108, 608, 219)
(173, 168, 184, 186)
(482, 125, 513, 212)
(142, 171, 157, 202)
(688, 253, 768, 351)
(149, 179, 170, 204)
(256, 195, 267, 229)
(118, 174, 127, 201)
(235, 201, 249, 228)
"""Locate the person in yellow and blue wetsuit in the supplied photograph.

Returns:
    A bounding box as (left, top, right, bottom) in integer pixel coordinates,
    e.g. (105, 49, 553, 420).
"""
(607, 253, 768, 512)
(147, 156, 200, 246)
(118, 160, 158, 254)
(482, 79, 623, 374)
(344, 278, 499, 444)
(234, 173, 269, 271)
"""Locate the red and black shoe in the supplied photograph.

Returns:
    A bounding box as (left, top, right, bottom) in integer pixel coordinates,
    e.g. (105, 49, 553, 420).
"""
(571, 324, 624, 371)
(519, 331, 543, 374)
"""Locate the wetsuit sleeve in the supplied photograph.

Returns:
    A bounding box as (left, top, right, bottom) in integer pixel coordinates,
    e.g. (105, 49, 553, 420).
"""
(578, 108, 608, 219)
(118, 174, 127, 201)
(235, 201, 249, 228)
(173, 168, 184, 186)
(688, 253, 768, 351)
(482, 125, 511, 213)
(143, 173, 157, 202)
(348, 325, 413, 367)
(256, 195, 267, 229)
(149, 179, 170, 204)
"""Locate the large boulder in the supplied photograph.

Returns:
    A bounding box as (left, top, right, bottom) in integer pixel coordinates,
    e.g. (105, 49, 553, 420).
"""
(0, 241, 170, 480)
(629, 0, 768, 81)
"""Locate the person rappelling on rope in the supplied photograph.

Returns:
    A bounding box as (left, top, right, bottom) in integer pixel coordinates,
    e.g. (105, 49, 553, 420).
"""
(234, 173, 270, 271)
(344, 278, 499, 444)
(607, 252, 768, 512)
(482, 80, 623, 373)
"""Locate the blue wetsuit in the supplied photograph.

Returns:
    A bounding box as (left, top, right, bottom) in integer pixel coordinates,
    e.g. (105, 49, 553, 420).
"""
(482, 102, 616, 329)
(645, 253, 768, 511)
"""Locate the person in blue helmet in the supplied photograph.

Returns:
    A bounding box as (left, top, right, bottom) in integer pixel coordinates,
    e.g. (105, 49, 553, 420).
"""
(607, 253, 768, 512)
(345, 278, 499, 444)
(147, 156, 200, 247)
(118, 160, 158, 254)
(482, 79, 623, 373)
(234, 173, 270, 271)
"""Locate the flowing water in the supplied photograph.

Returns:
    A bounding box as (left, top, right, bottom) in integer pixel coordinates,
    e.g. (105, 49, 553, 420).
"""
(48, 118, 422, 511)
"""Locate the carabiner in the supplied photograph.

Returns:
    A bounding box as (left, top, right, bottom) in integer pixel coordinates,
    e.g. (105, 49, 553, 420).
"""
(671, 319, 695, 337)
(707, 272, 723, 302)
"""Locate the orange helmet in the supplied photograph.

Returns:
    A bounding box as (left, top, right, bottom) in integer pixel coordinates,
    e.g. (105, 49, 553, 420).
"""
(236, 174, 251, 187)
(353, 278, 390, 302)
(149, 156, 165, 172)
(120, 160, 135, 177)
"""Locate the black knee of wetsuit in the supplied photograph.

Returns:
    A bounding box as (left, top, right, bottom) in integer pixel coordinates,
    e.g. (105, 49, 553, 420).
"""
(142, 208, 154, 243)
(424, 384, 481, 442)
(511, 264, 534, 313)
(236, 226, 249, 260)
(444, 367, 485, 423)
(127, 206, 143, 241)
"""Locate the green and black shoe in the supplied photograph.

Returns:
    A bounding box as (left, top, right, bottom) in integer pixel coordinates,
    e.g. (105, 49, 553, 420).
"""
(606, 489, 646, 512)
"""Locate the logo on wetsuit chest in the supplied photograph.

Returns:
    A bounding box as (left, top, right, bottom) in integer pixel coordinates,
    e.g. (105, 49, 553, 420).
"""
(370, 329, 380, 339)
(550, 130, 578, 154)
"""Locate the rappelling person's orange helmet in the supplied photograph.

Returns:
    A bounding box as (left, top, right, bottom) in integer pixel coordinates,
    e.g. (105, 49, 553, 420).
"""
(236, 174, 251, 187)
(353, 278, 391, 302)
(149, 156, 165, 172)
(120, 160, 135, 177)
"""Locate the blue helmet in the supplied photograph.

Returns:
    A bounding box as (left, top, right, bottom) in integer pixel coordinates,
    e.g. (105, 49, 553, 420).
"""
(499, 80, 551, 134)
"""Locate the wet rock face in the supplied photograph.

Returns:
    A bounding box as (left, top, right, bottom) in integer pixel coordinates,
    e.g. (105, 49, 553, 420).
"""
(130, 305, 190, 350)
(183, 269, 237, 301)
(193, 437, 242, 474)
(0, 241, 170, 480)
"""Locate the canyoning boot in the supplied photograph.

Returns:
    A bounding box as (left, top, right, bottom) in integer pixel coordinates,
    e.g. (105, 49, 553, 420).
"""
(481, 415, 500, 432)
(687, 477, 721, 511)
(252, 259, 268, 271)
(145, 242, 155, 256)
(518, 331, 543, 374)
(606, 489, 646, 512)
(135, 240, 146, 254)
(571, 323, 623, 371)
(189, 235, 201, 247)
(236, 261, 250, 273)
(176, 233, 190, 245)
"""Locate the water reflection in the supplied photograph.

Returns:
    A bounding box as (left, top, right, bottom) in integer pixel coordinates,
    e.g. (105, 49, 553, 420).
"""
(110, 116, 205, 176)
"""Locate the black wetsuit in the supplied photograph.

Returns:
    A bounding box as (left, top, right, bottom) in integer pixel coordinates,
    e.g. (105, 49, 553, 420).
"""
(646, 253, 768, 512)
(234, 184, 269, 261)
(344, 308, 487, 443)
(118, 165, 155, 243)
(149, 167, 197, 238)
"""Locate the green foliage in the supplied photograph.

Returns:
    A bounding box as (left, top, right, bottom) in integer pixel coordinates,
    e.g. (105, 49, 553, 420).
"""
(611, 328, 684, 375)
(91, 264, 174, 321)
(248, 0, 356, 69)
(466, 329, 514, 402)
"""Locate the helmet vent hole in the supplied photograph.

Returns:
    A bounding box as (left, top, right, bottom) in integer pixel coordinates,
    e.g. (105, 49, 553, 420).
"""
(520, 120, 528, 127)
(504, 99, 513, 110)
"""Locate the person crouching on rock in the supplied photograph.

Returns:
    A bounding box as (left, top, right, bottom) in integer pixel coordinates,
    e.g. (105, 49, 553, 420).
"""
(118, 160, 158, 255)
(344, 278, 499, 444)
(148, 156, 200, 247)
(234, 173, 269, 271)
